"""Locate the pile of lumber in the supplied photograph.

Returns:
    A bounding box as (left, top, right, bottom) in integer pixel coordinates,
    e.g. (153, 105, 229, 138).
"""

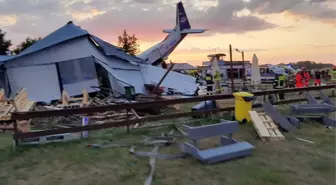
(0, 88, 35, 132)
(57, 89, 90, 109)
(35, 89, 141, 128)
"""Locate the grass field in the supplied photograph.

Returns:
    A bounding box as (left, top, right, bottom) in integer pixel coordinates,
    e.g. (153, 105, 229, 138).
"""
(0, 114, 335, 185)
(1, 94, 335, 185)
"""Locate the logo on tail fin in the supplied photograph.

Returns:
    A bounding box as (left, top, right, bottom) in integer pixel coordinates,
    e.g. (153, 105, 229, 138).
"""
(177, 2, 191, 31)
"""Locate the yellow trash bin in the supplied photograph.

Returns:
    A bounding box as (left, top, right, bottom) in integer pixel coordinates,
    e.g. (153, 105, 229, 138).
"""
(233, 92, 254, 123)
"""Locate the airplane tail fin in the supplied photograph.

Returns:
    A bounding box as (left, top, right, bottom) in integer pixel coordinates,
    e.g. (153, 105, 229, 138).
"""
(176, 2, 191, 31)
(163, 2, 207, 34)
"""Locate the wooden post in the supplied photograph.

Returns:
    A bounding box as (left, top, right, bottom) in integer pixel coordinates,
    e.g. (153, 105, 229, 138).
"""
(62, 90, 70, 106)
(82, 89, 89, 106)
(242, 51, 246, 89)
(229, 45, 234, 92)
(126, 109, 130, 133)
(13, 120, 19, 149)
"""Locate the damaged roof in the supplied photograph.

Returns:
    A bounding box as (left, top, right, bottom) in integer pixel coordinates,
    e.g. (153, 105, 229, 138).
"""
(90, 35, 143, 63)
(0, 55, 12, 64)
(3, 21, 143, 63)
(167, 63, 196, 70)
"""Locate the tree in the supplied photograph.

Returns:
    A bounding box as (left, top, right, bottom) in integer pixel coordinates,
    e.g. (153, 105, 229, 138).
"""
(288, 61, 333, 69)
(12, 37, 42, 55)
(117, 29, 140, 56)
(0, 29, 12, 55)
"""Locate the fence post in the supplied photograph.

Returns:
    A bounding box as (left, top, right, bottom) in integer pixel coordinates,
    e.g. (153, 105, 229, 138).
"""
(13, 120, 19, 150)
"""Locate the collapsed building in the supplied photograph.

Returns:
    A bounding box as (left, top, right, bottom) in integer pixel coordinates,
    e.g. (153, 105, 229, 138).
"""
(0, 22, 197, 102)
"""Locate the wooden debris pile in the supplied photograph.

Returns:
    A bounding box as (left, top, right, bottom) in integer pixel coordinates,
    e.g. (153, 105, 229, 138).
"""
(58, 89, 90, 109)
(0, 88, 35, 132)
(31, 89, 141, 128)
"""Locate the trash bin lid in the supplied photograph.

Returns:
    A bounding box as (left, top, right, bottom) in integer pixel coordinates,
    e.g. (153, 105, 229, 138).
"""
(233, 92, 254, 97)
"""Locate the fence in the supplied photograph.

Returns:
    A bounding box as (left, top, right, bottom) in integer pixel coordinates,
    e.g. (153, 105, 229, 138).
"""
(10, 85, 335, 145)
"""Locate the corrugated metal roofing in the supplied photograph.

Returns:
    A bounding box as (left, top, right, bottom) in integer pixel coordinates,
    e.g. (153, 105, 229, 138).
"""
(167, 63, 196, 70)
(9, 23, 88, 61)
(3, 22, 143, 64)
(0, 55, 12, 64)
(90, 35, 143, 63)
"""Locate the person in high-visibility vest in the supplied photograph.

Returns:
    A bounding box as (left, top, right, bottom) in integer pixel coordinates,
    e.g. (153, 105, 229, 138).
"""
(331, 66, 336, 83)
(191, 69, 201, 84)
(205, 70, 214, 95)
(302, 67, 310, 87)
(273, 74, 286, 99)
(295, 69, 304, 88)
(214, 71, 222, 93)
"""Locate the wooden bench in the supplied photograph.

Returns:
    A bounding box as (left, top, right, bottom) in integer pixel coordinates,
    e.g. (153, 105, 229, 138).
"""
(182, 120, 254, 164)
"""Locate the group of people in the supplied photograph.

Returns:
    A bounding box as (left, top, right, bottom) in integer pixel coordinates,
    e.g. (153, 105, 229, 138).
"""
(295, 67, 312, 88)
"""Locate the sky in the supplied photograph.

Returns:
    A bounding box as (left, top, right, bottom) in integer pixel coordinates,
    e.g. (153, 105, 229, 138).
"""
(0, 0, 335, 66)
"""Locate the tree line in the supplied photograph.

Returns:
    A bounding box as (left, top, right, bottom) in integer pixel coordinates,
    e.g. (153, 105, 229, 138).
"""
(0, 28, 140, 56)
(280, 61, 334, 70)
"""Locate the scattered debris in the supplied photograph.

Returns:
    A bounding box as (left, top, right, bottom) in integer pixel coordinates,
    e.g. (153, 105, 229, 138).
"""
(249, 111, 285, 141)
(0, 88, 35, 132)
(296, 137, 314, 144)
(182, 120, 255, 164)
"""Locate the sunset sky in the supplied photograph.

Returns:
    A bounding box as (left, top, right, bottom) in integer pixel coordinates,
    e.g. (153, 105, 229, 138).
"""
(0, 0, 335, 66)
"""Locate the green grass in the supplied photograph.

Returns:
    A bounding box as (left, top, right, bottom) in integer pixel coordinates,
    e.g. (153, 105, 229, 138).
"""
(0, 115, 335, 185)
(1, 94, 336, 185)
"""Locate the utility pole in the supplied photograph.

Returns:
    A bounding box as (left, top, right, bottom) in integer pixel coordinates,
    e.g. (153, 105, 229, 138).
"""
(235, 48, 246, 89)
(229, 45, 234, 92)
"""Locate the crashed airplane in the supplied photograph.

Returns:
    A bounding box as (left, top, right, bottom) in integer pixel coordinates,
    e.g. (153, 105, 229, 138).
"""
(0, 2, 203, 103)
(137, 2, 207, 66)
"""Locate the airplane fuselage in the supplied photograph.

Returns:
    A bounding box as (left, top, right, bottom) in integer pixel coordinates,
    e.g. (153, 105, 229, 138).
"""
(136, 1, 206, 66)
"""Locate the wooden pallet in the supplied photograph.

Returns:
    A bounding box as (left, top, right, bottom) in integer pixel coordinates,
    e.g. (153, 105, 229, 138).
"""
(249, 111, 285, 141)
(0, 88, 35, 132)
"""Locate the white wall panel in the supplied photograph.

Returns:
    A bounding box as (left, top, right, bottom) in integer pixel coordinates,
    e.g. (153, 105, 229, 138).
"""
(7, 64, 61, 102)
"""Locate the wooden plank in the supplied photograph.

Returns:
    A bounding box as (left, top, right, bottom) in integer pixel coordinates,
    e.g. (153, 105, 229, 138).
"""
(249, 111, 285, 141)
(264, 114, 284, 138)
(249, 111, 271, 138)
(19, 101, 35, 112)
(0, 89, 5, 100)
(259, 114, 280, 139)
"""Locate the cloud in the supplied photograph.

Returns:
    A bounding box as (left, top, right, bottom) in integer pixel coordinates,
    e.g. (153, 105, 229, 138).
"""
(77, 0, 277, 43)
(0, 0, 333, 46)
(247, 0, 336, 24)
(1, 0, 277, 45)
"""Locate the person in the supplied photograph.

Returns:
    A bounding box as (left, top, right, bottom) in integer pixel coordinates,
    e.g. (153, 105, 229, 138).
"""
(273, 73, 285, 99)
(302, 67, 310, 87)
(205, 70, 214, 95)
(331, 66, 336, 84)
(321, 70, 326, 80)
(314, 69, 322, 86)
(295, 69, 304, 88)
(214, 71, 222, 93)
